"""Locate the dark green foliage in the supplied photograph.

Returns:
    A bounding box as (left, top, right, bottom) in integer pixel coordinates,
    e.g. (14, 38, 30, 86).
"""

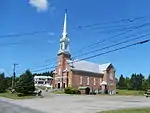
(0, 73, 7, 92)
(64, 87, 81, 94)
(118, 75, 126, 89)
(4, 77, 12, 89)
(125, 77, 131, 90)
(118, 73, 150, 91)
(15, 70, 35, 95)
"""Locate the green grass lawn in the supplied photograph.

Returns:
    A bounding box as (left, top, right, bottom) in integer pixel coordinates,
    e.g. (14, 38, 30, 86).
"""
(0, 92, 36, 99)
(52, 90, 65, 94)
(116, 89, 145, 96)
(36, 86, 51, 90)
(100, 108, 150, 113)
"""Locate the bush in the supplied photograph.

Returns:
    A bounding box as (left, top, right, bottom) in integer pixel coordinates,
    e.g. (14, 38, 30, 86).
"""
(17, 93, 24, 97)
(64, 87, 80, 94)
(64, 87, 71, 94)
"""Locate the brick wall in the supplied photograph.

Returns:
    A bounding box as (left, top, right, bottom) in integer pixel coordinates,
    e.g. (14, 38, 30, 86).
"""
(71, 70, 103, 90)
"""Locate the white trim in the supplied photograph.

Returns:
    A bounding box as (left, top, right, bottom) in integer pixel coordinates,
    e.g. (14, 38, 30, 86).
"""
(100, 78, 102, 85)
(80, 76, 82, 85)
(100, 81, 107, 86)
(94, 78, 96, 85)
(87, 77, 89, 85)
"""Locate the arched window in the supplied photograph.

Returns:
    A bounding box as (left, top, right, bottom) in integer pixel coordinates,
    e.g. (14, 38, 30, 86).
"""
(65, 44, 67, 50)
(60, 44, 63, 50)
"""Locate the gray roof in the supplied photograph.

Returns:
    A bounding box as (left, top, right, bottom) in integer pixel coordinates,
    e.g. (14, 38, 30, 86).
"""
(34, 76, 52, 79)
(67, 60, 112, 74)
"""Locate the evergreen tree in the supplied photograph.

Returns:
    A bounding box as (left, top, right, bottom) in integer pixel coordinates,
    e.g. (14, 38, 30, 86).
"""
(15, 70, 35, 94)
(118, 74, 126, 89)
(142, 79, 148, 91)
(4, 77, 12, 89)
(130, 73, 136, 90)
(0, 73, 7, 92)
(147, 75, 150, 89)
(125, 77, 131, 90)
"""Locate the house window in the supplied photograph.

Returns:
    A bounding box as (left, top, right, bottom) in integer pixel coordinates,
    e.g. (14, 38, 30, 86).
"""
(87, 77, 89, 85)
(109, 73, 114, 80)
(94, 78, 96, 85)
(80, 76, 82, 85)
(58, 68, 61, 75)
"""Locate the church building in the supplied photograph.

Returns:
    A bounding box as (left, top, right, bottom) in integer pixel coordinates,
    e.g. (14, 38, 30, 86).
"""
(53, 10, 116, 94)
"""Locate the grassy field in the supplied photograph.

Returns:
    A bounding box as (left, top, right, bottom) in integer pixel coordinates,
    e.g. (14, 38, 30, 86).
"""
(52, 89, 145, 96)
(0, 92, 36, 99)
(36, 86, 52, 90)
(100, 108, 150, 113)
(52, 90, 65, 94)
(116, 89, 145, 96)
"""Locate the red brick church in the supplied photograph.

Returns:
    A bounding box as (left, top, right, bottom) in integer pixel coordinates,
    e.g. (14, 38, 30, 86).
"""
(53, 10, 116, 94)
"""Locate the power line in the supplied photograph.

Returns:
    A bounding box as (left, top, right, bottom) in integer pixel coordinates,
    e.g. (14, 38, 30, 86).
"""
(27, 22, 150, 71)
(79, 39, 150, 61)
(74, 16, 147, 29)
(0, 30, 49, 39)
(72, 22, 150, 55)
(0, 16, 148, 40)
(72, 32, 150, 58)
(31, 38, 150, 73)
(26, 22, 150, 73)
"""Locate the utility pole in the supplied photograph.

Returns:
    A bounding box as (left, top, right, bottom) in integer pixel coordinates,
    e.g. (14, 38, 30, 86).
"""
(12, 63, 18, 89)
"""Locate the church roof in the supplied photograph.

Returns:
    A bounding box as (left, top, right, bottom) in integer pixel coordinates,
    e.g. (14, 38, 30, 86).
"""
(67, 60, 112, 74)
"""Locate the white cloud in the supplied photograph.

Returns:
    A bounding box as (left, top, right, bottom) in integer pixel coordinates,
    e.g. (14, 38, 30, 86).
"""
(48, 32, 55, 36)
(47, 40, 55, 44)
(29, 0, 49, 12)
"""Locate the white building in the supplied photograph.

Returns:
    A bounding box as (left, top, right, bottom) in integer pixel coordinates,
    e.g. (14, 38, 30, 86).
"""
(34, 76, 53, 88)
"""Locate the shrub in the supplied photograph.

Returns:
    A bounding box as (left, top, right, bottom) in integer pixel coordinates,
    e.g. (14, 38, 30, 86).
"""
(64, 87, 80, 94)
(74, 89, 81, 94)
(64, 87, 71, 94)
(17, 93, 24, 97)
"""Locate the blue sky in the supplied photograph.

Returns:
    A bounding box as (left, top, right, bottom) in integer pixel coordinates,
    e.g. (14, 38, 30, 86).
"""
(0, 0, 150, 77)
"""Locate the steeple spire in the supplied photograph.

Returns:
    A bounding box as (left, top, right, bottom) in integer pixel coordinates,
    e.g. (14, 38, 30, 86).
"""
(58, 9, 70, 55)
(62, 9, 67, 39)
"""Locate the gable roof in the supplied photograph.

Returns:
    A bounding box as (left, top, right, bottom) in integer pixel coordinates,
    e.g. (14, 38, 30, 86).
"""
(67, 60, 112, 74)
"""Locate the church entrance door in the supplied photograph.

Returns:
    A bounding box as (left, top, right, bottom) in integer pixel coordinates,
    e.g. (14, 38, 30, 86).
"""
(63, 83, 66, 88)
(58, 83, 60, 89)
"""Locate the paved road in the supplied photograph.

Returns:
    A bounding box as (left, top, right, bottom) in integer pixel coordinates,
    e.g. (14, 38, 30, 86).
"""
(0, 100, 43, 113)
(1, 94, 150, 113)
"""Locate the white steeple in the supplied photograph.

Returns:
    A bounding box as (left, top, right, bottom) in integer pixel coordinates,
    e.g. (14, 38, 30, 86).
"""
(58, 9, 70, 55)
(62, 9, 67, 39)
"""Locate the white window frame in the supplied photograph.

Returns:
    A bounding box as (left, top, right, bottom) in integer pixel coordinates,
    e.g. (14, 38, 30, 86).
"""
(100, 78, 102, 85)
(87, 77, 89, 85)
(80, 76, 82, 85)
(94, 78, 96, 85)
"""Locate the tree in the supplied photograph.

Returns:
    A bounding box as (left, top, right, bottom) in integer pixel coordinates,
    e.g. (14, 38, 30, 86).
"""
(118, 74, 126, 89)
(4, 77, 12, 89)
(0, 73, 7, 92)
(130, 73, 137, 90)
(142, 79, 148, 91)
(15, 70, 35, 95)
(147, 75, 150, 88)
(125, 77, 131, 90)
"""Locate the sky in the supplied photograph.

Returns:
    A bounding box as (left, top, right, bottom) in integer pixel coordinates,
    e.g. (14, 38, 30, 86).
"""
(0, 0, 150, 78)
